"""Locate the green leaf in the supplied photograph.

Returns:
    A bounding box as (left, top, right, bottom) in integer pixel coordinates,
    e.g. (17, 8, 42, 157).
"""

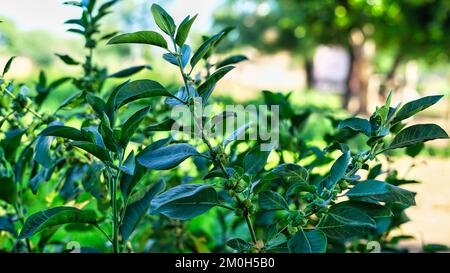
(319, 206, 375, 241)
(2, 56, 15, 77)
(119, 151, 135, 176)
(226, 238, 252, 252)
(40, 126, 86, 141)
(324, 151, 350, 191)
(338, 117, 371, 136)
(223, 123, 252, 147)
(0, 216, 16, 236)
(175, 14, 197, 46)
(18, 207, 97, 239)
(151, 184, 219, 220)
(150, 4, 176, 35)
(114, 79, 175, 108)
(120, 107, 150, 146)
(82, 162, 107, 201)
(288, 229, 327, 253)
(346, 180, 416, 206)
(198, 66, 235, 101)
(0, 176, 17, 205)
(190, 32, 224, 69)
(109, 65, 152, 78)
(137, 143, 202, 170)
(258, 191, 289, 211)
(71, 141, 112, 163)
(393, 95, 444, 123)
(107, 31, 168, 49)
(55, 53, 79, 65)
(144, 118, 176, 132)
(272, 163, 309, 183)
(120, 180, 165, 241)
(216, 55, 248, 69)
(244, 146, 270, 176)
(266, 233, 287, 249)
(86, 94, 107, 119)
(386, 124, 448, 150)
(33, 135, 55, 168)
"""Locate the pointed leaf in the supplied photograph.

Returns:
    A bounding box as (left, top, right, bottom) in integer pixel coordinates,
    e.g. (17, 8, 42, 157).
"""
(387, 124, 448, 150)
(18, 207, 97, 239)
(150, 4, 176, 35)
(258, 191, 289, 211)
(288, 229, 327, 253)
(107, 31, 167, 49)
(137, 143, 201, 170)
(151, 184, 219, 220)
(393, 95, 444, 123)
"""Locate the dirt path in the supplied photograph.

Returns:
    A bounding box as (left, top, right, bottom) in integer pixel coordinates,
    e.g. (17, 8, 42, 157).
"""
(387, 156, 450, 251)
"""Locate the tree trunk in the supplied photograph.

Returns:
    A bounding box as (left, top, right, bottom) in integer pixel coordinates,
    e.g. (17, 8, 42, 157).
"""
(342, 46, 355, 110)
(304, 58, 314, 89)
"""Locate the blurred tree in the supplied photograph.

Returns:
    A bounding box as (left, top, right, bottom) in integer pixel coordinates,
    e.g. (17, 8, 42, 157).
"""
(214, 0, 450, 113)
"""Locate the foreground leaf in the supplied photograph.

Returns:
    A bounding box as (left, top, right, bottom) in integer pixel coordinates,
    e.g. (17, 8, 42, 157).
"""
(120, 180, 165, 241)
(107, 31, 167, 49)
(319, 206, 375, 241)
(386, 124, 448, 150)
(18, 207, 97, 239)
(151, 184, 219, 220)
(346, 180, 416, 206)
(288, 229, 327, 253)
(393, 95, 444, 123)
(137, 143, 202, 170)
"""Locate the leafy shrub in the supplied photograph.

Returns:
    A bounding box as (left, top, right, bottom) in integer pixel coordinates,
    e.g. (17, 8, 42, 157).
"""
(0, 2, 448, 253)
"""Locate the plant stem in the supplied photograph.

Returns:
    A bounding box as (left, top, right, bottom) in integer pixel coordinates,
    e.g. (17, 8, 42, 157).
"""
(172, 39, 259, 247)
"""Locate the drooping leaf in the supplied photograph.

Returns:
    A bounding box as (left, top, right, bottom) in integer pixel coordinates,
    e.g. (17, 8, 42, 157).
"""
(150, 4, 176, 35)
(107, 31, 168, 49)
(151, 184, 219, 220)
(318, 206, 376, 241)
(346, 180, 416, 206)
(180, 44, 191, 68)
(137, 143, 202, 170)
(288, 229, 327, 253)
(18, 207, 97, 239)
(120, 107, 150, 146)
(71, 141, 112, 163)
(386, 124, 448, 150)
(393, 95, 444, 123)
(258, 191, 289, 211)
(175, 14, 197, 46)
(338, 117, 371, 136)
(120, 180, 165, 241)
(40, 126, 86, 142)
(82, 162, 107, 201)
(119, 151, 135, 175)
(144, 118, 176, 132)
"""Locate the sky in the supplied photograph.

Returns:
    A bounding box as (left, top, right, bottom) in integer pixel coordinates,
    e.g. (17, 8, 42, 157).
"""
(0, 0, 219, 36)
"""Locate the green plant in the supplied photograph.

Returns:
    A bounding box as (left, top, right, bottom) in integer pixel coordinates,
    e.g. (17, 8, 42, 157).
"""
(1, 2, 448, 254)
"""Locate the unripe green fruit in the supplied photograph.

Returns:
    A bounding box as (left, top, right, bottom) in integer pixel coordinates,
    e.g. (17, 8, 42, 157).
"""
(339, 180, 349, 190)
(287, 226, 298, 235)
(242, 199, 252, 208)
(234, 180, 246, 193)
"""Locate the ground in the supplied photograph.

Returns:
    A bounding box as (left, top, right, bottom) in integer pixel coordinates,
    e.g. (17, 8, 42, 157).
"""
(389, 156, 450, 252)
